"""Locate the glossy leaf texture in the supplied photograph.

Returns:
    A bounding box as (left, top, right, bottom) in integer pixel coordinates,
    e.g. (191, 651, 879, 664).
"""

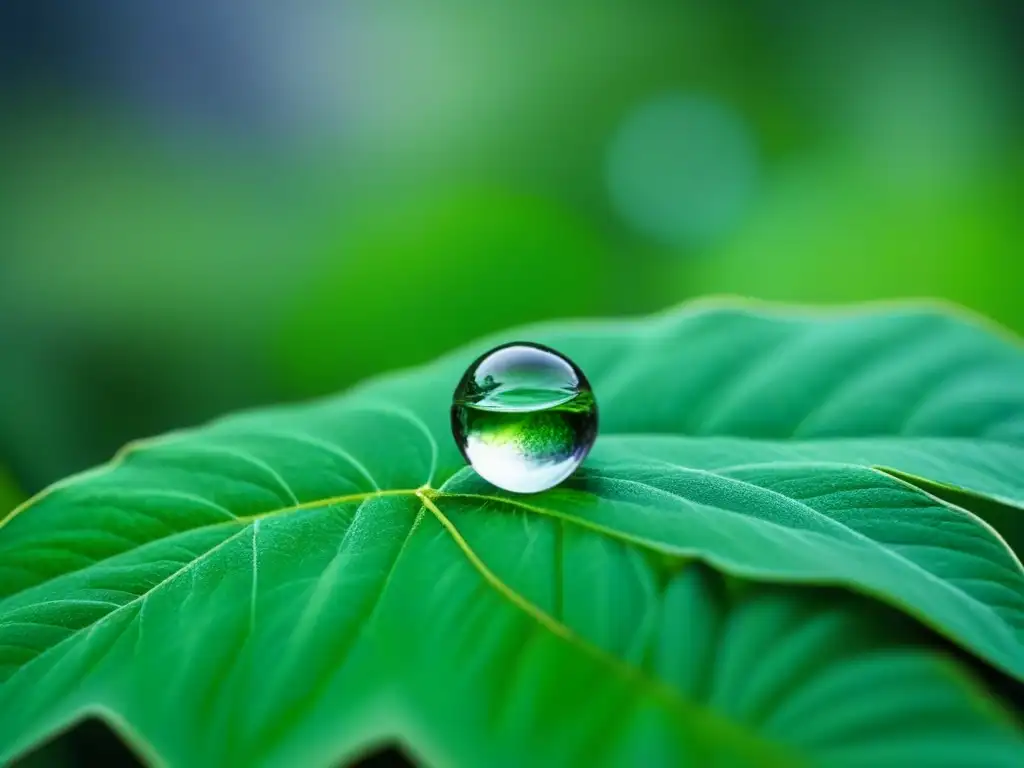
(2, 300, 1024, 767)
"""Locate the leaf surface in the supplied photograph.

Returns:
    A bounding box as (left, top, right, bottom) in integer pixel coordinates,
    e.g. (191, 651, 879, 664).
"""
(2, 301, 1023, 766)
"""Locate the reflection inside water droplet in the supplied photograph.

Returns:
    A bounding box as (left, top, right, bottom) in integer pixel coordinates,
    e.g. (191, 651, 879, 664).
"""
(450, 343, 598, 494)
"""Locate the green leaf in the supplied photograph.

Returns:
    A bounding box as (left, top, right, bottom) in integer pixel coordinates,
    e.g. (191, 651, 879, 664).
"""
(2, 300, 1024, 766)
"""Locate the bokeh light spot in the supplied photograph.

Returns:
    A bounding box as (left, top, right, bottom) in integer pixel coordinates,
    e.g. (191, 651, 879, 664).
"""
(606, 92, 758, 249)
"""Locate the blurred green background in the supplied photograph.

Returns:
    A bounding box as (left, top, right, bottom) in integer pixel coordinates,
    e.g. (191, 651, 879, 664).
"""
(2, 0, 1023, 499)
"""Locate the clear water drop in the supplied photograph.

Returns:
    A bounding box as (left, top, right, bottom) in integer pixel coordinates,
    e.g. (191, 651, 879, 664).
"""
(451, 342, 598, 494)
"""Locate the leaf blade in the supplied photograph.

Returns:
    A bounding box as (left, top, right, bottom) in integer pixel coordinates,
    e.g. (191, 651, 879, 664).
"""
(3, 299, 1024, 766)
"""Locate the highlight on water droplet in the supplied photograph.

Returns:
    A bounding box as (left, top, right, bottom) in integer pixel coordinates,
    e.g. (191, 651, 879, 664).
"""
(450, 342, 598, 494)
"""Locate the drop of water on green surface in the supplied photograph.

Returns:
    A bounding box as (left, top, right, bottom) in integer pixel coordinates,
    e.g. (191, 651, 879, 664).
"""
(451, 342, 598, 494)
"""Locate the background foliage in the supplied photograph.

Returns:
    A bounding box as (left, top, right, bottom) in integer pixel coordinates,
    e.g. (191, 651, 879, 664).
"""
(1, 1, 1023, 494)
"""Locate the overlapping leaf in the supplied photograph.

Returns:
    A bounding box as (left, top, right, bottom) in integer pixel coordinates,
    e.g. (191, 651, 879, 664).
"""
(2, 300, 1023, 767)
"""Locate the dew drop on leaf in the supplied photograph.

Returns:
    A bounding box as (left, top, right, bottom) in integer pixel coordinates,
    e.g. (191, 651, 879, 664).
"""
(451, 342, 598, 493)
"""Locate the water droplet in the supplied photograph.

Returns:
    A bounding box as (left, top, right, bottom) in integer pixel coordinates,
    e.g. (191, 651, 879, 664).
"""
(451, 343, 598, 494)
